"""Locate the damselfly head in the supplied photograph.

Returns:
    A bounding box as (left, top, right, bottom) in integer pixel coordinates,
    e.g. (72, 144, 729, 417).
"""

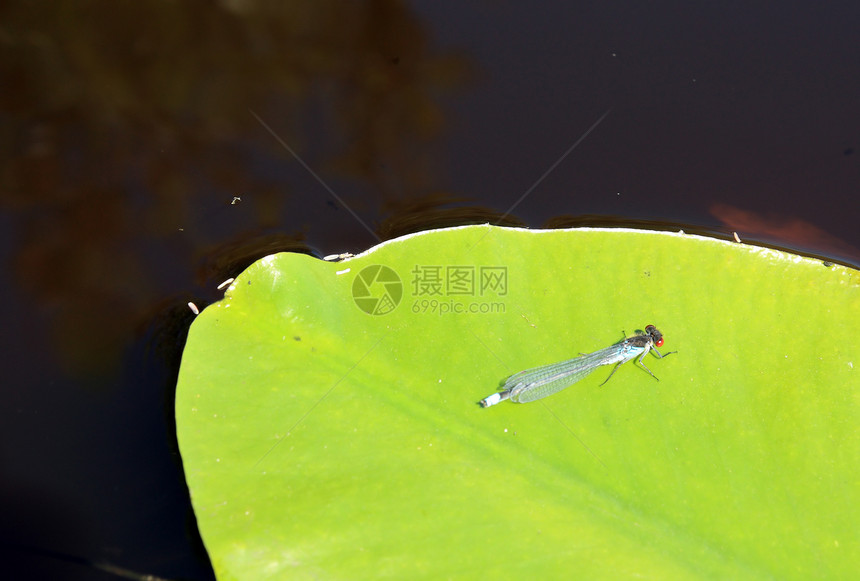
(645, 324, 664, 347)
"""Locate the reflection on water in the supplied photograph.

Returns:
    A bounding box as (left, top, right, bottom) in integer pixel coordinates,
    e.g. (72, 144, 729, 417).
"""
(710, 203, 860, 263)
(0, 0, 472, 382)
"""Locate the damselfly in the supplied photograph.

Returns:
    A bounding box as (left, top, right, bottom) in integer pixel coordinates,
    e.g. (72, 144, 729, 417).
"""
(480, 325, 675, 407)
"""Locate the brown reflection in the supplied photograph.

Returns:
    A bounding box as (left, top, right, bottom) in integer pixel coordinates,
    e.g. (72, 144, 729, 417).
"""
(545, 212, 859, 267)
(0, 1, 472, 384)
(710, 203, 860, 260)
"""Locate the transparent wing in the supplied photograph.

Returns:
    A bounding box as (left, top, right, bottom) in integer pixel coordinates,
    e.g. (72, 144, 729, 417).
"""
(506, 344, 631, 404)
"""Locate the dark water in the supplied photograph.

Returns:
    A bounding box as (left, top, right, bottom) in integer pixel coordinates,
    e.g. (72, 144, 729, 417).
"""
(2, 1, 857, 578)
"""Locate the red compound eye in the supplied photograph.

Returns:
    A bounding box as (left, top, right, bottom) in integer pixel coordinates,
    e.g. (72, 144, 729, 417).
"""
(655, 337, 664, 347)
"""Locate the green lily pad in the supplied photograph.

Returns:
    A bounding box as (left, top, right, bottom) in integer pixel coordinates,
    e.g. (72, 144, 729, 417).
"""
(176, 225, 859, 580)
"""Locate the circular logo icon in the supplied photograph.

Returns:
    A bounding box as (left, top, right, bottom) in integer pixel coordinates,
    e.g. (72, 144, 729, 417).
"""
(352, 265, 402, 315)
